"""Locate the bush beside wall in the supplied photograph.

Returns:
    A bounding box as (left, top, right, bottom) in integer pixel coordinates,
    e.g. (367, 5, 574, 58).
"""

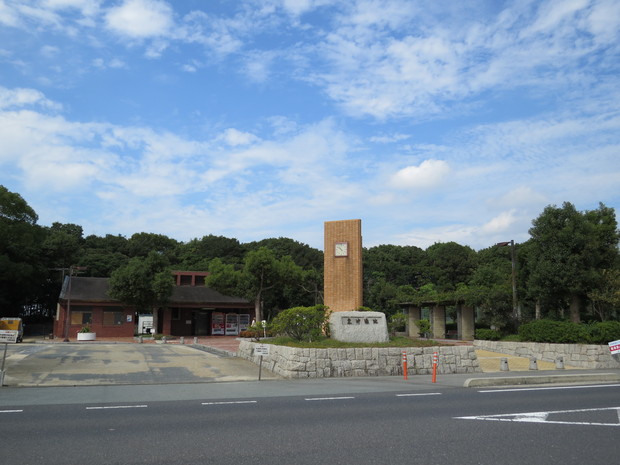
(518, 320, 620, 344)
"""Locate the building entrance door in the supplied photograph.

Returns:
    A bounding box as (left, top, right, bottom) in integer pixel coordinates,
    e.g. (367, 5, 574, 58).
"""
(192, 310, 210, 336)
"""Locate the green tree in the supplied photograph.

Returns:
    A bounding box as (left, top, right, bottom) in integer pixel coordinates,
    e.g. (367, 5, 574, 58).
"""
(176, 234, 245, 269)
(364, 276, 400, 315)
(80, 234, 130, 277)
(0, 186, 45, 316)
(206, 248, 306, 322)
(125, 232, 179, 259)
(424, 242, 477, 291)
(246, 237, 323, 270)
(205, 258, 244, 297)
(588, 269, 620, 321)
(109, 251, 174, 331)
(527, 202, 619, 322)
(299, 268, 324, 306)
(41, 222, 85, 269)
(364, 244, 427, 287)
(242, 248, 301, 322)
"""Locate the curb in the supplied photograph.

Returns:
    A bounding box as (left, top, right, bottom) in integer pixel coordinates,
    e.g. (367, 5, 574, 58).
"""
(463, 372, 620, 388)
(189, 344, 236, 358)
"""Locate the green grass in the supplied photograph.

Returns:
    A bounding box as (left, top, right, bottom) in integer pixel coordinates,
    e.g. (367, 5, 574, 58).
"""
(261, 335, 447, 349)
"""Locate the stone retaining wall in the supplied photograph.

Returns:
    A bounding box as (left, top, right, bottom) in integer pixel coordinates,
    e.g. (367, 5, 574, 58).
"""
(474, 340, 620, 369)
(238, 340, 481, 378)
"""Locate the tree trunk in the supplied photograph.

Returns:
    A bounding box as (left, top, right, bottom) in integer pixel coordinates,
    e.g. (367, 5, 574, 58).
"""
(254, 294, 262, 323)
(535, 299, 541, 320)
(570, 294, 581, 323)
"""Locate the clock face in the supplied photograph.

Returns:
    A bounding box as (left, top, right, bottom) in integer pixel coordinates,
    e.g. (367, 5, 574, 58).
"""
(334, 242, 348, 257)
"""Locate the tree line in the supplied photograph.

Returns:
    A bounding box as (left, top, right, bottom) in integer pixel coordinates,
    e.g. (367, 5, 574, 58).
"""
(2, 185, 619, 330)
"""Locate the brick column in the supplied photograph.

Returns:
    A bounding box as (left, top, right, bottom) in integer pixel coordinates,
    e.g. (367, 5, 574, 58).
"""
(323, 219, 363, 312)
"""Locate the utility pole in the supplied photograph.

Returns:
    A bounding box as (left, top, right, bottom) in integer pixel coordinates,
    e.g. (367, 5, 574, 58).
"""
(58, 266, 87, 342)
(496, 240, 519, 323)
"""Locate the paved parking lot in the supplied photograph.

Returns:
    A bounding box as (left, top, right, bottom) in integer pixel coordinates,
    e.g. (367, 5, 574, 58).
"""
(1, 342, 279, 386)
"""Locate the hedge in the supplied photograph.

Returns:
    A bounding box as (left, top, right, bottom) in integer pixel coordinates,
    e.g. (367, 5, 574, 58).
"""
(518, 319, 620, 344)
(475, 328, 501, 341)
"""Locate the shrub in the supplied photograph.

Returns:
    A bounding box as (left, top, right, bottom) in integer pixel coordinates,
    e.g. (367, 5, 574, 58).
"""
(519, 319, 588, 343)
(239, 329, 274, 339)
(270, 305, 329, 342)
(585, 321, 620, 344)
(475, 328, 501, 341)
(415, 319, 431, 337)
(389, 313, 407, 335)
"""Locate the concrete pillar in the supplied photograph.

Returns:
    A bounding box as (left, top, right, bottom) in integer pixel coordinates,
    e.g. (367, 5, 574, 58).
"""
(407, 306, 421, 338)
(458, 305, 475, 341)
(431, 305, 446, 339)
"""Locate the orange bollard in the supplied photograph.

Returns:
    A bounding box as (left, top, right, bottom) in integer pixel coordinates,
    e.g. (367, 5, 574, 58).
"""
(432, 352, 438, 383)
(402, 351, 408, 380)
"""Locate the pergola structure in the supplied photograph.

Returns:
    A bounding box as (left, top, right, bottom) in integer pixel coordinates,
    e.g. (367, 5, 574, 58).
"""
(401, 301, 475, 341)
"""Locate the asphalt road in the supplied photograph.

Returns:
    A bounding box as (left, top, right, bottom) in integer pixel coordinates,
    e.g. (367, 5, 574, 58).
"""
(1, 381, 618, 465)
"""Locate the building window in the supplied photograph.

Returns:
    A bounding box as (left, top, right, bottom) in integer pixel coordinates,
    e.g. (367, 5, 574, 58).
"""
(179, 275, 192, 286)
(103, 311, 124, 326)
(171, 308, 180, 320)
(71, 311, 92, 325)
(195, 275, 206, 286)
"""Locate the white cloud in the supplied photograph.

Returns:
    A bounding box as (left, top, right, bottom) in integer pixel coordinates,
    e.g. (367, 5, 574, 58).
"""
(218, 128, 260, 147)
(369, 133, 410, 143)
(0, 86, 62, 110)
(278, 0, 333, 17)
(242, 50, 276, 83)
(306, 0, 620, 120)
(480, 210, 518, 234)
(0, 0, 21, 27)
(105, 0, 173, 39)
(389, 159, 450, 190)
(491, 187, 548, 210)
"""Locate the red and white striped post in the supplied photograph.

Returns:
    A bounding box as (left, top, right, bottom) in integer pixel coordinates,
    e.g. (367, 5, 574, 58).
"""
(402, 351, 408, 380)
(432, 352, 438, 383)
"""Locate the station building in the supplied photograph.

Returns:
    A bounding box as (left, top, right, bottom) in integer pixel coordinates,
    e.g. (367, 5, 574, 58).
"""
(54, 271, 254, 339)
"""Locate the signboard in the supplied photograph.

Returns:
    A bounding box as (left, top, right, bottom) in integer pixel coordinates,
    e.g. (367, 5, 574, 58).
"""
(609, 340, 620, 355)
(254, 344, 270, 356)
(0, 330, 18, 344)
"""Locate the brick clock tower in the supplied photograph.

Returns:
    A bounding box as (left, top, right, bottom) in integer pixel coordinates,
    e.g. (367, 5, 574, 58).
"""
(323, 219, 363, 312)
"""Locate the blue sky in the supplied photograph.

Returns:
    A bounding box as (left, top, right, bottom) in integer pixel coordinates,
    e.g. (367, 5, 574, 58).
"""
(1, 0, 619, 251)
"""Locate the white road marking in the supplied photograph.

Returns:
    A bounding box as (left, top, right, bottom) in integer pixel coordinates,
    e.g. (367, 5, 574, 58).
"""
(305, 396, 355, 401)
(86, 405, 148, 410)
(479, 383, 620, 393)
(396, 393, 442, 397)
(456, 407, 620, 427)
(0, 409, 23, 413)
(201, 401, 258, 405)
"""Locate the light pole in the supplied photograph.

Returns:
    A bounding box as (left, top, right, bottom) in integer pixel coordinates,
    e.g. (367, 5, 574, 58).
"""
(496, 240, 519, 323)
